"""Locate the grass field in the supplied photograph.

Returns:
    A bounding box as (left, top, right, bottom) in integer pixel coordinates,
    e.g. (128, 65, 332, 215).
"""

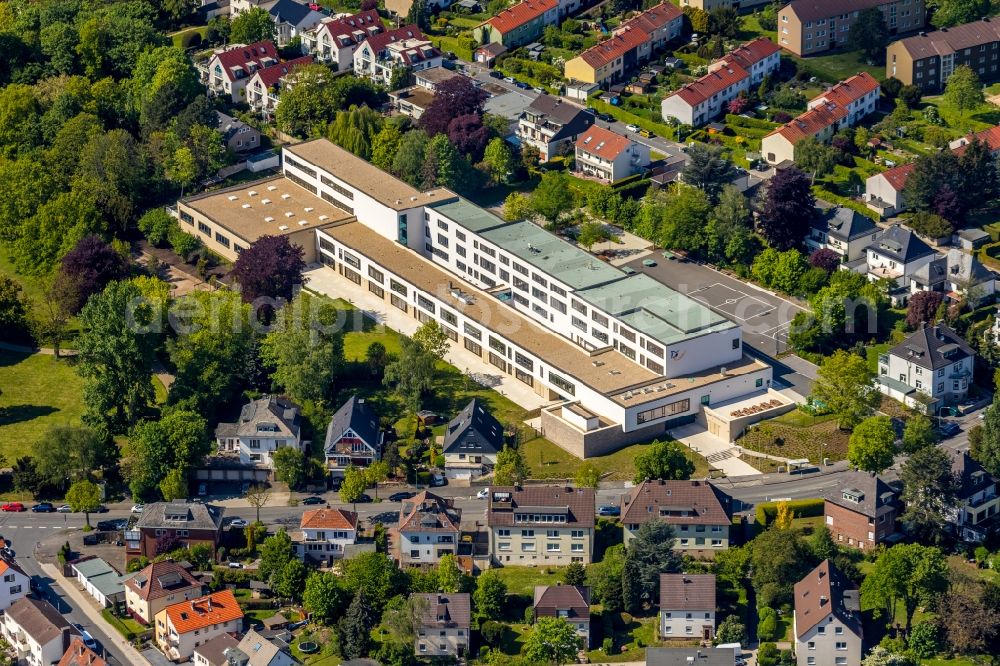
(491, 565, 563, 596)
(0, 352, 86, 460)
(522, 437, 709, 481)
(737, 409, 849, 463)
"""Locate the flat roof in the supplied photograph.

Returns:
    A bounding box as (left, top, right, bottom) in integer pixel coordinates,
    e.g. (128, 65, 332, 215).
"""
(180, 176, 354, 244)
(319, 220, 661, 397)
(609, 353, 768, 407)
(478, 220, 624, 291)
(284, 138, 452, 210)
(579, 274, 737, 346)
(429, 197, 508, 234)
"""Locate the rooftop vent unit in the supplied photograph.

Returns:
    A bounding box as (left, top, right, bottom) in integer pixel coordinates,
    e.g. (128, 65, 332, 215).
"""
(278, 225, 289, 231)
(319, 215, 328, 221)
(261, 198, 271, 204)
(304, 207, 314, 212)
(264, 216, 275, 222)
(285, 212, 295, 218)
(281, 193, 291, 200)
(298, 220, 309, 226)
(227, 195, 238, 201)
(267, 185, 278, 191)
(248, 190, 258, 196)
(241, 203, 251, 209)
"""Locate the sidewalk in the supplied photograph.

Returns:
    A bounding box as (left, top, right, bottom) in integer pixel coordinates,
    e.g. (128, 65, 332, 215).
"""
(39, 562, 151, 665)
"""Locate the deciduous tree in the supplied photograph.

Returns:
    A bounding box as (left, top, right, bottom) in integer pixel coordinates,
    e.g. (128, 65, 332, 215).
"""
(523, 617, 580, 665)
(795, 136, 840, 181)
(531, 171, 574, 226)
(574, 462, 601, 489)
(32, 425, 115, 486)
(901, 414, 937, 453)
(230, 7, 276, 44)
(900, 445, 958, 543)
(945, 65, 984, 115)
(232, 235, 306, 304)
(303, 571, 347, 623)
(848, 415, 896, 473)
(259, 530, 296, 583)
(759, 166, 815, 250)
(633, 439, 694, 483)
(66, 479, 102, 528)
(848, 8, 889, 60)
(273, 447, 306, 489)
(419, 76, 488, 138)
(810, 350, 880, 429)
(58, 235, 130, 313)
(494, 445, 529, 486)
(681, 144, 735, 202)
(384, 336, 437, 412)
(625, 520, 682, 606)
(473, 570, 508, 618)
(974, 393, 1000, 475)
(906, 290, 944, 329)
(860, 543, 948, 632)
(482, 137, 515, 184)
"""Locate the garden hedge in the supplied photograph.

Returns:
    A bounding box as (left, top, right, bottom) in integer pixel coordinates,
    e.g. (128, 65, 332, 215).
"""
(755, 498, 825, 526)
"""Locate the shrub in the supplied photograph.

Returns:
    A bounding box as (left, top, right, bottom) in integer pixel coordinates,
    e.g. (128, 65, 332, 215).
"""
(524, 606, 534, 623)
(755, 499, 824, 526)
(603, 637, 614, 654)
(908, 622, 941, 658)
(757, 607, 779, 642)
(907, 211, 952, 239)
(758, 643, 780, 666)
(481, 621, 506, 646)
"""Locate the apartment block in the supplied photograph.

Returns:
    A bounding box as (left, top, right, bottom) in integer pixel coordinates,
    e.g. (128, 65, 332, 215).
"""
(575, 125, 651, 182)
(678, 0, 770, 11)
(877, 324, 975, 411)
(155, 591, 244, 662)
(823, 471, 901, 550)
(946, 449, 1000, 542)
(394, 492, 462, 566)
(475, 0, 559, 50)
(353, 26, 442, 85)
(301, 9, 383, 70)
(778, 0, 923, 56)
(793, 561, 863, 666)
(487, 486, 595, 565)
(245, 55, 313, 117)
(661, 38, 781, 126)
(177, 138, 774, 458)
(200, 41, 281, 103)
(888, 17, 1000, 91)
(620, 480, 732, 556)
(517, 94, 595, 161)
(762, 72, 880, 164)
(564, 3, 683, 87)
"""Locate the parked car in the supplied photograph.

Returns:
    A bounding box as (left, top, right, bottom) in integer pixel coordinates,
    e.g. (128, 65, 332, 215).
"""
(389, 492, 416, 502)
(939, 421, 961, 437)
(489, 71, 503, 79)
(1, 503, 25, 512)
(355, 494, 373, 503)
(94, 505, 109, 513)
(301, 496, 326, 505)
(73, 625, 97, 650)
(431, 473, 447, 487)
(503, 76, 515, 83)
(31, 503, 55, 513)
(56, 505, 72, 513)
(227, 561, 244, 569)
(598, 112, 614, 122)
(130, 504, 144, 514)
(597, 505, 620, 516)
(97, 519, 128, 531)
(625, 123, 640, 133)
(476, 488, 490, 499)
(229, 518, 248, 528)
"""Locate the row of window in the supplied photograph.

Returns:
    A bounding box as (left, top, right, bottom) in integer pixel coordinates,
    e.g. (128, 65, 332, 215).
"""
(497, 542, 586, 552)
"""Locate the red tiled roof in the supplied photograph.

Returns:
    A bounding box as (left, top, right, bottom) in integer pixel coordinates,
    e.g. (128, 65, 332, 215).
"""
(954, 125, 1000, 154)
(58, 639, 106, 666)
(252, 55, 314, 88)
(362, 24, 426, 54)
(163, 590, 243, 635)
(485, 0, 558, 35)
(725, 37, 781, 69)
(124, 561, 202, 602)
(794, 560, 863, 639)
(820, 72, 880, 107)
(876, 161, 915, 192)
(767, 101, 847, 144)
(618, 2, 683, 36)
(395, 42, 442, 66)
(300, 508, 357, 530)
(576, 3, 681, 69)
(576, 125, 633, 160)
(213, 41, 278, 81)
(316, 9, 382, 46)
(673, 60, 749, 106)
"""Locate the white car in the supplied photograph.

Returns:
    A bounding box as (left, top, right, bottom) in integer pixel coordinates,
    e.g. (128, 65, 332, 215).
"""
(56, 505, 72, 513)
(229, 518, 248, 528)
(476, 488, 489, 499)
(131, 504, 144, 514)
(228, 561, 244, 569)
(625, 124, 640, 133)
(73, 625, 97, 650)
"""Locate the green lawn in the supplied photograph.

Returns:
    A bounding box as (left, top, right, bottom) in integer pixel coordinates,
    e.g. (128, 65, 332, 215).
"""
(865, 342, 891, 374)
(491, 565, 563, 596)
(921, 94, 1000, 133)
(169, 25, 209, 49)
(737, 408, 849, 463)
(585, 613, 664, 662)
(0, 249, 48, 307)
(790, 50, 885, 85)
(0, 352, 87, 460)
(523, 436, 709, 481)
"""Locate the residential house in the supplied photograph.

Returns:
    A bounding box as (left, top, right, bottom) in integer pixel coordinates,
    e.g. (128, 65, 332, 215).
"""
(414, 593, 471, 658)
(475, 0, 559, 50)
(69, 558, 126, 609)
(215, 395, 303, 469)
(533, 585, 592, 648)
(202, 41, 280, 103)
(155, 590, 244, 662)
(887, 17, 1000, 92)
(793, 560, 863, 666)
(619, 480, 732, 555)
(443, 398, 505, 480)
(943, 248, 996, 302)
(230, 0, 277, 17)
(301, 9, 383, 70)
(125, 560, 204, 625)
(267, 0, 325, 45)
(762, 73, 881, 165)
(0, 557, 30, 612)
(192, 633, 240, 666)
(564, 3, 684, 87)
(856, 224, 939, 304)
(574, 125, 651, 183)
(473, 42, 508, 66)
(216, 112, 261, 153)
(864, 161, 915, 217)
(126, 502, 225, 563)
(226, 629, 298, 666)
(294, 508, 358, 565)
(805, 207, 882, 263)
(487, 486, 595, 565)
(517, 94, 595, 161)
(2, 597, 78, 666)
(946, 449, 1000, 542)
(324, 395, 383, 479)
(778, 0, 924, 57)
(823, 471, 901, 550)
(57, 639, 106, 666)
(877, 324, 976, 411)
(353, 26, 442, 86)
(646, 648, 736, 666)
(949, 125, 1000, 153)
(395, 491, 462, 566)
(389, 67, 462, 120)
(659, 574, 716, 641)
(661, 38, 781, 126)
(245, 55, 314, 117)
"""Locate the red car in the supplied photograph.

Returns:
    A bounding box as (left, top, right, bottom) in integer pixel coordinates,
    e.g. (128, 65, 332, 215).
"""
(1, 503, 25, 512)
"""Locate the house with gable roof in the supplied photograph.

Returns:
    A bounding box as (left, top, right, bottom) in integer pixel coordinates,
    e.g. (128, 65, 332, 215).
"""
(877, 324, 976, 410)
(443, 399, 505, 480)
(294, 508, 358, 565)
(155, 590, 244, 661)
(58, 638, 106, 666)
(661, 38, 780, 126)
(126, 503, 226, 563)
(864, 162, 916, 218)
(823, 471, 901, 550)
(301, 9, 384, 70)
(414, 593, 471, 658)
(534, 585, 592, 647)
(660, 574, 716, 641)
(267, 0, 325, 45)
(324, 395, 383, 478)
(216, 111, 261, 153)
(125, 560, 204, 625)
(517, 94, 595, 161)
(475, 0, 559, 50)
(394, 491, 462, 566)
(352, 25, 442, 85)
(215, 395, 303, 469)
(0, 556, 29, 612)
(202, 41, 281, 102)
(619, 480, 732, 555)
(792, 560, 863, 666)
(487, 486, 595, 565)
(944, 448, 1000, 542)
(575, 125, 651, 183)
(762, 73, 880, 165)
(2, 597, 80, 666)
(805, 207, 882, 263)
(245, 55, 314, 117)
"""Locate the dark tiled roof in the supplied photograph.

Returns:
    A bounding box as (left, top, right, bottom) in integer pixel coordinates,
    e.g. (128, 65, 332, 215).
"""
(824, 471, 899, 519)
(646, 648, 735, 666)
(867, 224, 937, 264)
(192, 633, 240, 666)
(813, 207, 879, 241)
(487, 486, 595, 528)
(893, 18, 1000, 60)
(786, 0, 893, 22)
(524, 94, 593, 129)
(659, 574, 716, 610)
(135, 503, 225, 532)
(6, 598, 75, 648)
(533, 585, 590, 620)
(948, 449, 996, 500)
(620, 480, 731, 526)
(418, 593, 471, 629)
(888, 324, 975, 371)
(398, 491, 461, 533)
(794, 560, 862, 639)
(325, 395, 381, 452)
(443, 399, 504, 456)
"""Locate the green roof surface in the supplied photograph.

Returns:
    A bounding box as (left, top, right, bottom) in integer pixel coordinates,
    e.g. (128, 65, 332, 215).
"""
(73, 558, 126, 597)
(578, 274, 736, 345)
(429, 197, 508, 234)
(479, 221, 624, 290)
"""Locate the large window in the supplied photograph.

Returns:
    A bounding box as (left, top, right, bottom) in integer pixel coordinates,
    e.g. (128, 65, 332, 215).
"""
(343, 251, 360, 269)
(390, 294, 408, 312)
(488, 352, 507, 372)
(416, 294, 435, 313)
(341, 266, 361, 285)
(636, 399, 690, 424)
(464, 339, 482, 355)
(489, 336, 506, 354)
(515, 368, 533, 386)
(285, 170, 317, 194)
(549, 372, 575, 396)
(390, 279, 407, 296)
(464, 323, 481, 340)
(284, 155, 317, 178)
(368, 283, 384, 298)
(441, 309, 457, 326)
(320, 174, 354, 199)
(572, 300, 587, 315)
(514, 352, 533, 371)
(368, 266, 384, 283)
